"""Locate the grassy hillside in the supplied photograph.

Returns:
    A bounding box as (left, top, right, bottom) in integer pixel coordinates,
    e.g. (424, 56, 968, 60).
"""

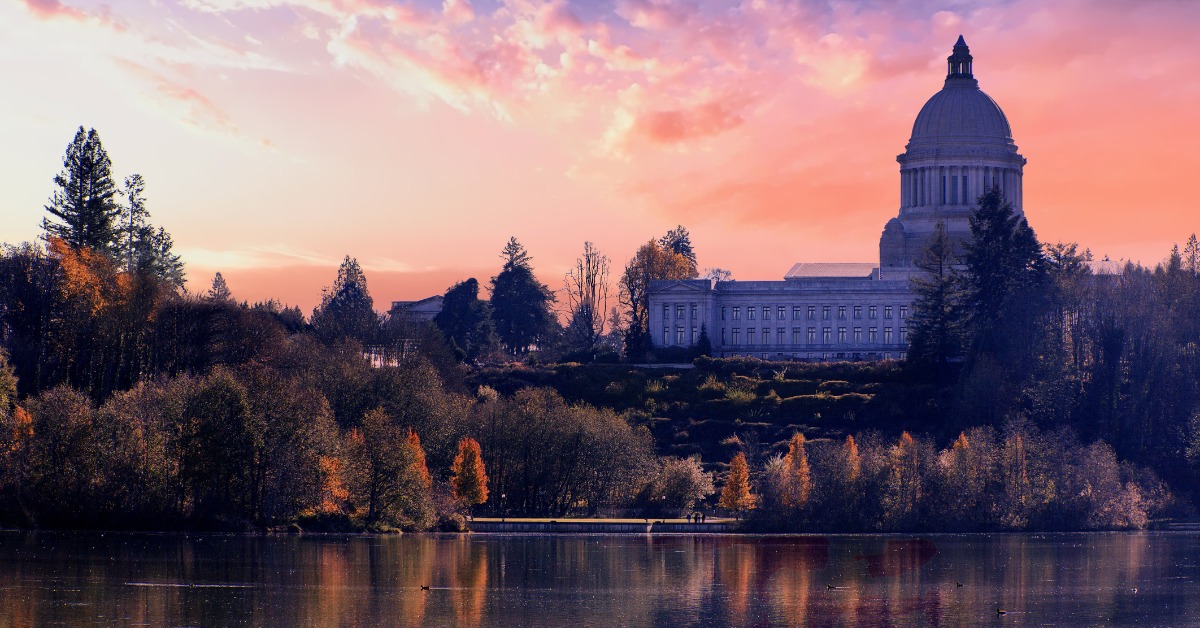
(469, 357, 949, 463)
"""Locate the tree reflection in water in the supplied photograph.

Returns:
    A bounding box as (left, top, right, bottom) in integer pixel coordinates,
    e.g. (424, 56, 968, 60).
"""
(0, 532, 1192, 626)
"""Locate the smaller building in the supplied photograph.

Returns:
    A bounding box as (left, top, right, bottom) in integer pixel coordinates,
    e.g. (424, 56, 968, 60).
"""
(390, 295, 443, 322)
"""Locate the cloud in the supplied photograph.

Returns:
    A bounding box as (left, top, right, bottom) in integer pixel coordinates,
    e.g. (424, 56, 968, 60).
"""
(23, 0, 85, 20)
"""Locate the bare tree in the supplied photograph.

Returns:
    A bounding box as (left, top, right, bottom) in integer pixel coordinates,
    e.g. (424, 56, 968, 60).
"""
(563, 242, 611, 355)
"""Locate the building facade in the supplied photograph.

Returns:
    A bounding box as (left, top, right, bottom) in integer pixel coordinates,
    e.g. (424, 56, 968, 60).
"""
(647, 37, 1026, 360)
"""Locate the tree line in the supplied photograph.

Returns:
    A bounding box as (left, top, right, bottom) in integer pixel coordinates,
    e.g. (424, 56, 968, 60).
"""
(0, 126, 1196, 531)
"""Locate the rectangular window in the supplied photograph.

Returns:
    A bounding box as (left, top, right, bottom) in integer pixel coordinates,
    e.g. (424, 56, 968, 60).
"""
(777, 328, 785, 344)
(732, 328, 740, 345)
(663, 327, 669, 346)
(823, 328, 832, 344)
(691, 303, 698, 319)
(808, 306, 816, 320)
(951, 175, 959, 204)
(692, 327, 698, 344)
(899, 305, 908, 319)
(941, 175, 946, 204)
(869, 327, 877, 343)
(721, 307, 726, 321)
(733, 307, 741, 320)
(663, 304, 670, 321)
(962, 175, 968, 202)
(722, 328, 726, 344)
(793, 306, 802, 320)
(748, 307, 756, 321)
(762, 328, 770, 344)
(899, 327, 908, 343)
(869, 305, 878, 319)
(853, 305, 862, 319)
(884, 305, 893, 319)
(838, 327, 847, 343)
(838, 305, 846, 320)
(779, 306, 787, 320)
(676, 327, 684, 344)
(822, 306, 831, 320)
(793, 328, 802, 344)
(807, 327, 817, 343)
(854, 327, 862, 343)
(762, 306, 770, 321)
(884, 327, 893, 344)
(676, 305, 685, 319)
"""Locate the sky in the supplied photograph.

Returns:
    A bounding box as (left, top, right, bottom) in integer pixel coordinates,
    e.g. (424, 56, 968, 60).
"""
(2, 0, 1199, 312)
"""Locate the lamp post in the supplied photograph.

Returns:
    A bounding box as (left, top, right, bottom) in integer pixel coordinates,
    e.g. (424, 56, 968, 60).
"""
(501, 493, 507, 522)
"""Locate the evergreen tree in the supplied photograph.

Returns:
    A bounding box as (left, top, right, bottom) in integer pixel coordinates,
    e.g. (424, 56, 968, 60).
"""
(489, 238, 555, 356)
(434, 278, 495, 362)
(116, 175, 185, 289)
(118, 174, 149, 273)
(207, 272, 233, 302)
(311, 256, 378, 345)
(696, 325, 712, 356)
(908, 221, 965, 372)
(960, 186, 1046, 362)
(658, 225, 698, 276)
(42, 127, 122, 254)
(1184, 234, 1199, 275)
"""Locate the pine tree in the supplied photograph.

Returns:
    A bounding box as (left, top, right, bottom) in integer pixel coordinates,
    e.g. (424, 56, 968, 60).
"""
(434, 278, 495, 362)
(658, 225, 698, 276)
(311, 256, 378, 345)
(908, 220, 965, 371)
(451, 437, 489, 516)
(718, 451, 756, 516)
(696, 325, 712, 356)
(116, 175, 185, 288)
(42, 127, 122, 254)
(1184, 233, 1199, 275)
(207, 272, 233, 302)
(960, 185, 1046, 366)
(489, 238, 555, 356)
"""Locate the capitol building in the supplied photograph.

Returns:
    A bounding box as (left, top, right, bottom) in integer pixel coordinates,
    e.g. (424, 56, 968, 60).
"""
(647, 37, 1027, 361)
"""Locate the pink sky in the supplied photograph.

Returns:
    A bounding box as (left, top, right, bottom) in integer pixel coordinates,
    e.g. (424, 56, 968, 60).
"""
(2, 0, 1198, 312)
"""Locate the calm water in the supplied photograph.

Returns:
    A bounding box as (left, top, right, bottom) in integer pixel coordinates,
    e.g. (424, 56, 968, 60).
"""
(0, 531, 1197, 626)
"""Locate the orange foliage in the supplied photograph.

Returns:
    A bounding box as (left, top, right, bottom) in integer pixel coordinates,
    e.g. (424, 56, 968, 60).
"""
(719, 452, 756, 513)
(317, 455, 350, 515)
(407, 429, 432, 491)
(782, 433, 811, 507)
(450, 437, 488, 506)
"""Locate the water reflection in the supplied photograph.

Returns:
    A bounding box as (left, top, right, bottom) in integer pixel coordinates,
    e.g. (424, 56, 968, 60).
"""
(0, 532, 1196, 626)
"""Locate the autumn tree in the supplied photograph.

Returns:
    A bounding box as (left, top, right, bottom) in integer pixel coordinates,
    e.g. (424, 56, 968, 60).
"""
(718, 451, 756, 517)
(42, 127, 121, 254)
(782, 433, 812, 508)
(345, 407, 434, 528)
(451, 437, 489, 517)
(563, 241, 611, 356)
(658, 225, 698, 276)
(618, 238, 697, 360)
(311, 256, 378, 345)
(489, 238, 555, 356)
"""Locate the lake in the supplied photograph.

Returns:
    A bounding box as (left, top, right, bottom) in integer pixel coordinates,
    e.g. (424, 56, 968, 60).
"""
(0, 531, 1197, 626)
